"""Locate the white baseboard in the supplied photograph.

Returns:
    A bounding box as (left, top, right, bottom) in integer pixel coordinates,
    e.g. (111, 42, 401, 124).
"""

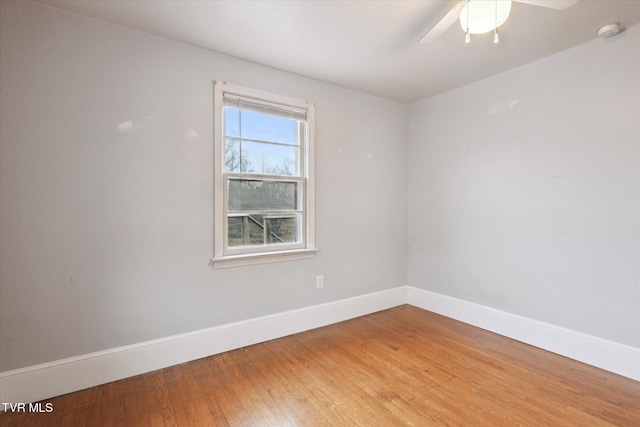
(407, 286, 640, 381)
(3, 285, 637, 406)
(0, 286, 408, 405)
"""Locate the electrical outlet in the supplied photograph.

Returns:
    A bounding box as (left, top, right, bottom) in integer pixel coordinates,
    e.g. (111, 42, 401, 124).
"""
(316, 275, 324, 289)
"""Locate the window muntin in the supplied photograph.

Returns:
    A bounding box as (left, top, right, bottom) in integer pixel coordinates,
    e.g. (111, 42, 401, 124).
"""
(213, 82, 316, 267)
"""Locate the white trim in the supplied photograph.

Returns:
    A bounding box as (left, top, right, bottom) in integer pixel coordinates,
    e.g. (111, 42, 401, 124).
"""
(0, 286, 407, 405)
(407, 286, 640, 381)
(212, 248, 318, 269)
(3, 285, 638, 406)
(304, 102, 316, 251)
(213, 81, 225, 260)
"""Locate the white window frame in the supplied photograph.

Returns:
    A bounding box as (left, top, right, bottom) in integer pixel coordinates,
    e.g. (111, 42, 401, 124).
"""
(212, 81, 317, 268)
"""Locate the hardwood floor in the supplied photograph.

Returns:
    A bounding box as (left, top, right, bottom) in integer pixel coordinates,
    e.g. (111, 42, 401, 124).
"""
(2, 305, 638, 426)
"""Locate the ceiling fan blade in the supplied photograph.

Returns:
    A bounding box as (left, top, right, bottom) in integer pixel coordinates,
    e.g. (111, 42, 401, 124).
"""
(513, 0, 580, 10)
(419, 1, 466, 44)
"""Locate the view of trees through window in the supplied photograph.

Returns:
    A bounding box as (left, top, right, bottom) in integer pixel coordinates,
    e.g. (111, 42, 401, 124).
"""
(224, 106, 303, 247)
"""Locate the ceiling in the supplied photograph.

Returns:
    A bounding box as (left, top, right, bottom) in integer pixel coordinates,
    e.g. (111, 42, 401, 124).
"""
(34, 0, 640, 104)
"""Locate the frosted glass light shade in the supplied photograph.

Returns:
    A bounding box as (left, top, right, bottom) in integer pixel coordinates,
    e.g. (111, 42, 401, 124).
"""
(460, 0, 512, 34)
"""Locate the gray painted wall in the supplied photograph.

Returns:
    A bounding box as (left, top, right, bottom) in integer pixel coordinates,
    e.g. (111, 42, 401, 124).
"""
(408, 24, 640, 348)
(2, 0, 638, 374)
(0, 1, 408, 371)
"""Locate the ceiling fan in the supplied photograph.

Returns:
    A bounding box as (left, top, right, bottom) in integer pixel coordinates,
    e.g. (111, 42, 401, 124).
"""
(419, 0, 580, 44)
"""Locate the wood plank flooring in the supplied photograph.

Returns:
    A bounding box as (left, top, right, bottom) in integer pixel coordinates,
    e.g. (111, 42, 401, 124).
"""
(2, 305, 638, 426)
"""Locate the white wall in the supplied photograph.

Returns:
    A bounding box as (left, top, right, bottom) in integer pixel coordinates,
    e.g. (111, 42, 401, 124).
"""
(408, 24, 640, 348)
(0, 1, 408, 371)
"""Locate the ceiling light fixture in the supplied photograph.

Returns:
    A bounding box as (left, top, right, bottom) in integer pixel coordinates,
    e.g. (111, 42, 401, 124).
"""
(459, 0, 512, 43)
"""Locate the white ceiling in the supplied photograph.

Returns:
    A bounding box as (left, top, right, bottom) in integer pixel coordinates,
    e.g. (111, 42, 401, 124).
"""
(34, 0, 640, 104)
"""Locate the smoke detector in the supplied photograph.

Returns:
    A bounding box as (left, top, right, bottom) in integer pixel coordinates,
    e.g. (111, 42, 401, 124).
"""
(598, 23, 621, 38)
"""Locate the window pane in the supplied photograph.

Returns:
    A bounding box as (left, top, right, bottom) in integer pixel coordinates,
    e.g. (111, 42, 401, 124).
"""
(265, 215, 299, 244)
(227, 215, 268, 246)
(228, 180, 298, 211)
(241, 141, 298, 176)
(224, 107, 240, 138)
(228, 214, 300, 247)
(226, 108, 298, 145)
(225, 139, 241, 172)
(227, 216, 244, 246)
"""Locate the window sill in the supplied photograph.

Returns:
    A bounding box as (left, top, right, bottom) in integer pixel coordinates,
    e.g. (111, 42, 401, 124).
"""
(212, 248, 318, 269)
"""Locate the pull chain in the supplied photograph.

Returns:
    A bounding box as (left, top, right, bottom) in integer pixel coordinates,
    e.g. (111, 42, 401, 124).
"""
(465, 0, 471, 43)
(493, 0, 500, 43)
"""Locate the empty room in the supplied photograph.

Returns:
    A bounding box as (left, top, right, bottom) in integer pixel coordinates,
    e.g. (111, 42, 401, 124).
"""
(1, 0, 638, 425)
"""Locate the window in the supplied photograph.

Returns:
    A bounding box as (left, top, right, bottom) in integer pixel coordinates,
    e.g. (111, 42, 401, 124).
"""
(213, 81, 316, 268)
